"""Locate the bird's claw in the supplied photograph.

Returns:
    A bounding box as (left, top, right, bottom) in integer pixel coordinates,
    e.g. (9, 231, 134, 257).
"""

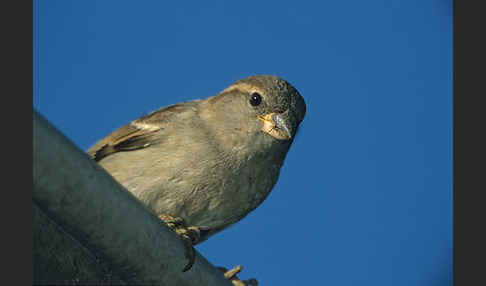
(180, 236, 195, 272)
(158, 214, 200, 272)
(217, 265, 258, 286)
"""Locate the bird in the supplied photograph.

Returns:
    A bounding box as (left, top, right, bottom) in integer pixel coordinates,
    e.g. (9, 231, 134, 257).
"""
(86, 75, 306, 280)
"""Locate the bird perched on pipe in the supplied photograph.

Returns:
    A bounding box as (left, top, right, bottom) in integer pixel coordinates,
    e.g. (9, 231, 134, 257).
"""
(87, 75, 306, 281)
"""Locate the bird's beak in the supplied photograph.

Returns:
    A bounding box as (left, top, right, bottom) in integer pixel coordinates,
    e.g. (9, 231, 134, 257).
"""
(258, 110, 296, 141)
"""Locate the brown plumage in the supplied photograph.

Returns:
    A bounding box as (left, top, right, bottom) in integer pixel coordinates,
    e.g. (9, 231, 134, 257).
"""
(87, 75, 306, 245)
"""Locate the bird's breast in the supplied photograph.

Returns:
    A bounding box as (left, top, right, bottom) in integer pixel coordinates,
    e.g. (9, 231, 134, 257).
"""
(182, 148, 285, 231)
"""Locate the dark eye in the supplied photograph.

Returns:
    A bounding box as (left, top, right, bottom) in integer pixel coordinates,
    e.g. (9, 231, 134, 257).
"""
(249, 92, 262, 106)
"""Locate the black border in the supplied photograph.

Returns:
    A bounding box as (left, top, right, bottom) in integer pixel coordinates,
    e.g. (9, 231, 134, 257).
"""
(454, 0, 486, 285)
(5, 0, 33, 285)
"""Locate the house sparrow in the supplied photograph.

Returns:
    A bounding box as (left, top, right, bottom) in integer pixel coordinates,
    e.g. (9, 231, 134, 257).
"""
(87, 75, 306, 279)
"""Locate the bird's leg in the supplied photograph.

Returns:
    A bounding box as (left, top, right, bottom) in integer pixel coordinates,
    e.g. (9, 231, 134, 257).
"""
(217, 265, 258, 286)
(158, 214, 201, 272)
(159, 215, 258, 285)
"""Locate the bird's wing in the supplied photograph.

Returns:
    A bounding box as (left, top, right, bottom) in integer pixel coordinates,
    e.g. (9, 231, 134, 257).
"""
(87, 101, 200, 162)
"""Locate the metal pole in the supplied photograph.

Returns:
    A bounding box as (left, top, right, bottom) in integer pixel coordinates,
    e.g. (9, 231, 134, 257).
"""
(33, 110, 231, 286)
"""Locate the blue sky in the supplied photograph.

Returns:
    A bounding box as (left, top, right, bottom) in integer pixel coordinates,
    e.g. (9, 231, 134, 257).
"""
(34, 1, 452, 285)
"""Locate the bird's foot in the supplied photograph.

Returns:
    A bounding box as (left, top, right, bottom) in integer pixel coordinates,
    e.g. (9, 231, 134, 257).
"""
(158, 214, 200, 272)
(217, 265, 258, 286)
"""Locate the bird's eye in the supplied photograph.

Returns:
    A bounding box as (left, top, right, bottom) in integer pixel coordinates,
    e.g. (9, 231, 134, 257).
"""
(249, 92, 262, 106)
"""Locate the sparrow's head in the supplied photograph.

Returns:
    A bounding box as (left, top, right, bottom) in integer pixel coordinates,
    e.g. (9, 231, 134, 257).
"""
(204, 75, 306, 151)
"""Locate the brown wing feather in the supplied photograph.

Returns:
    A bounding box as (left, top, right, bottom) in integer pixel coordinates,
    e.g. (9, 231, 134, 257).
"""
(86, 124, 161, 161)
(87, 101, 200, 162)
